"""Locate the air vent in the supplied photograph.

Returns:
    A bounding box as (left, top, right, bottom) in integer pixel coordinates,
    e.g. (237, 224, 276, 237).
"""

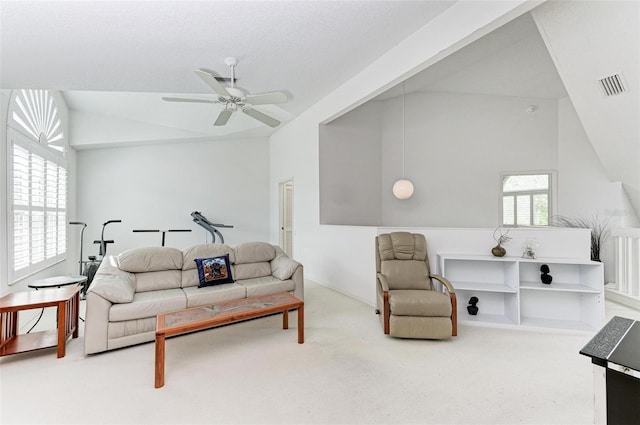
(598, 73, 628, 96)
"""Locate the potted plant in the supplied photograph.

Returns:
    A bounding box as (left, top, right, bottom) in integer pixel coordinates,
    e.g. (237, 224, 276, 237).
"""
(492, 226, 512, 257)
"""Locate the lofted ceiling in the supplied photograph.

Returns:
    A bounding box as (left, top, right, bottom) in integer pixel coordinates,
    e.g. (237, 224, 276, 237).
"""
(374, 12, 567, 100)
(1, 1, 638, 219)
(0, 0, 456, 142)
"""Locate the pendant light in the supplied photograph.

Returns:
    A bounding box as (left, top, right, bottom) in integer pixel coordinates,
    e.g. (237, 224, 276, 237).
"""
(393, 81, 414, 200)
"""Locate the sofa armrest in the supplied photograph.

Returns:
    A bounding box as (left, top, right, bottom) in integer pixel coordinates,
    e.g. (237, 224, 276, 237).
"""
(88, 256, 137, 303)
(270, 248, 304, 300)
(89, 273, 136, 303)
(290, 264, 304, 300)
(84, 291, 112, 354)
(270, 254, 301, 280)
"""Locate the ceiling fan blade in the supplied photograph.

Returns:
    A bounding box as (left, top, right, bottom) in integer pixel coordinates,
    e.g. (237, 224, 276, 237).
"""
(194, 69, 230, 97)
(214, 109, 233, 126)
(245, 92, 288, 105)
(242, 108, 281, 128)
(162, 96, 217, 103)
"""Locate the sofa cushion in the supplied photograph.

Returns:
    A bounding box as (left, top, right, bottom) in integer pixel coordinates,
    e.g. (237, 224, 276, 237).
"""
(90, 274, 136, 304)
(118, 247, 183, 273)
(237, 276, 295, 298)
(234, 242, 276, 264)
(108, 317, 157, 339)
(234, 262, 272, 280)
(135, 270, 182, 293)
(388, 290, 451, 317)
(181, 268, 201, 289)
(183, 283, 247, 308)
(183, 244, 235, 271)
(195, 254, 234, 287)
(109, 289, 186, 322)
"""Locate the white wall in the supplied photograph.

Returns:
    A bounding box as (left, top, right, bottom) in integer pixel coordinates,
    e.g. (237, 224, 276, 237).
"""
(76, 137, 270, 257)
(269, 1, 542, 303)
(532, 0, 640, 218)
(557, 96, 640, 282)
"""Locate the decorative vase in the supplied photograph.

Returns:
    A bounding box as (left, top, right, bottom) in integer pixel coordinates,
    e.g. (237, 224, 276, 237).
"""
(491, 243, 506, 257)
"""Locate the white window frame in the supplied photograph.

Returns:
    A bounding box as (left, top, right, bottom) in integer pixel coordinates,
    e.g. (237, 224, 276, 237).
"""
(500, 170, 557, 227)
(6, 91, 67, 284)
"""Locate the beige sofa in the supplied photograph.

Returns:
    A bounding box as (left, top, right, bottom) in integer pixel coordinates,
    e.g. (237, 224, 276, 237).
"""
(84, 242, 303, 354)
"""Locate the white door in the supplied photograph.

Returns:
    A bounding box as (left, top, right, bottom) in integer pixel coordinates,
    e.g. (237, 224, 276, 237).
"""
(279, 180, 294, 257)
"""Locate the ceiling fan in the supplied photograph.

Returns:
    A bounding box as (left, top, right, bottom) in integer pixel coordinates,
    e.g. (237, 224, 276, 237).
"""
(162, 57, 287, 128)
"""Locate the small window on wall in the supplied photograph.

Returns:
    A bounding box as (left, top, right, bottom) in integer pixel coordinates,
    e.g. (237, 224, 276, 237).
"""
(501, 172, 555, 226)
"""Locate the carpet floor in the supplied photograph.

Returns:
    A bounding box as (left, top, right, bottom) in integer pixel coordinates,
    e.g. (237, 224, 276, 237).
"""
(1, 280, 638, 425)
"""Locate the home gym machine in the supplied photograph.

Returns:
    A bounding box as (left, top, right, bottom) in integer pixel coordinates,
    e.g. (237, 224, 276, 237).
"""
(191, 211, 233, 243)
(132, 229, 192, 246)
(69, 219, 121, 298)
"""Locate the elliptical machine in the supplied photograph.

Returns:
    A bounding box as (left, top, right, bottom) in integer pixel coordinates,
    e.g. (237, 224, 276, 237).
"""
(191, 211, 233, 243)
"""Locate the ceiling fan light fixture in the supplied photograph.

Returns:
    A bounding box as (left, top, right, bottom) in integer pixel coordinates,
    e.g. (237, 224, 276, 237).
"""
(226, 87, 245, 99)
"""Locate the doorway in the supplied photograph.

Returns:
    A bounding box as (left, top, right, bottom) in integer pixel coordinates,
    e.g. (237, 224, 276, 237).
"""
(279, 180, 294, 257)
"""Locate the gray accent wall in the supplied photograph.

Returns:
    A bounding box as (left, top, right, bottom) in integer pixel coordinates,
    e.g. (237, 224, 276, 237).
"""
(319, 101, 382, 226)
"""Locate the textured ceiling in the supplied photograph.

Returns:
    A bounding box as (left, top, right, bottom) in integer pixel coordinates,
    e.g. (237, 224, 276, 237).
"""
(0, 0, 456, 136)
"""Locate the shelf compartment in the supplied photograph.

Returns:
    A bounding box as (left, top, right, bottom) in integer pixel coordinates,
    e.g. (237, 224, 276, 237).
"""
(456, 289, 519, 325)
(519, 261, 602, 292)
(0, 330, 59, 356)
(520, 281, 601, 294)
(440, 257, 518, 288)
(452, 281, 517, 293)
(519, 316, 596, 332)
(460, 312, 518, 326)
(520, 290, 603, 331)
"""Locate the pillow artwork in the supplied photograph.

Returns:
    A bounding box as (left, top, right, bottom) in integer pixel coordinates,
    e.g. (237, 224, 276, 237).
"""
(195, 254, 234, 287)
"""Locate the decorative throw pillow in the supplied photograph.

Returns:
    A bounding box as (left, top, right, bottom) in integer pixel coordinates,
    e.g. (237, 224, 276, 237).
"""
(195, 254, 234, 287)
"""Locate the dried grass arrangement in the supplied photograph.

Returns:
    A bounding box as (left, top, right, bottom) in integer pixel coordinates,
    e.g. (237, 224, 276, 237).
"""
(550, 214, 610, 261)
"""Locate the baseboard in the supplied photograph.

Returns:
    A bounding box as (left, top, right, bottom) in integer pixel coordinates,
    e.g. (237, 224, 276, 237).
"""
(605, 287, 640, 310)
(305, 276, 375, 308)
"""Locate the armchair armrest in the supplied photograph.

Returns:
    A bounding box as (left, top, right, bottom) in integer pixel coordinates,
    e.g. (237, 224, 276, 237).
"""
(376, 273, 391, 334)
(376, 273, 390, 292)
(430, 273, 457, 337)
(430, 274, 455, 294)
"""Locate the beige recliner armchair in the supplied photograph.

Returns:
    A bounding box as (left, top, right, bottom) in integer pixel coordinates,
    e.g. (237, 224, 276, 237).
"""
(375, 232, 457, 339)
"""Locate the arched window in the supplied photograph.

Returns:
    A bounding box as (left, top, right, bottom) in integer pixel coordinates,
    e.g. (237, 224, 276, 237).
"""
(7, 89, 67, 283)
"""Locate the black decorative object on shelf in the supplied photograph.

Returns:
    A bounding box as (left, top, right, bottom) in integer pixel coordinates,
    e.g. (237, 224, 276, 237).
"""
(467, 296, 479, 315)
(540, 264, 553, 284)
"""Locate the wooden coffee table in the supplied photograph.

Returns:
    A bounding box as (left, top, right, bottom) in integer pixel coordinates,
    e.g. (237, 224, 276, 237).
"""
(0, 286, 81, 358)
(155, 292, 304, 388)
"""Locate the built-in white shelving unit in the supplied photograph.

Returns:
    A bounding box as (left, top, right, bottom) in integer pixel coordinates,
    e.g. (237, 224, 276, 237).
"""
(438, 254, 604, 332)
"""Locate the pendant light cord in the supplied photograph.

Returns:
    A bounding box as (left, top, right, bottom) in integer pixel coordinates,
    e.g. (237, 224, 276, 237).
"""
(402, 81, 406, 178)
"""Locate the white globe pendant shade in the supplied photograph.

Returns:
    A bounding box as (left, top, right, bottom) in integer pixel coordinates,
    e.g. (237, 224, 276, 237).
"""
(393, 178, 414, 200)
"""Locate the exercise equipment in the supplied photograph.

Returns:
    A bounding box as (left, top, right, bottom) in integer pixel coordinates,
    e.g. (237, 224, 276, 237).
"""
(93, 219, 122, 257)
(68, 221, 100, 298)
(191, 211, 233, 243)
(69, 221, 87, 275)
(70, 219, 121, 298)
(132, 229, 192, 246)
